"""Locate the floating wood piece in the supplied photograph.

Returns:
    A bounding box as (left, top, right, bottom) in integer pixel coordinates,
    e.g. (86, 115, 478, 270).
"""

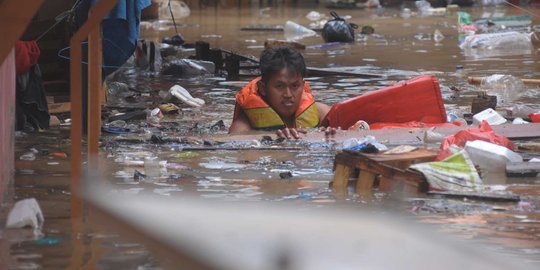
(427, 191, 521, 202)
(468, 76, 540, 86)
(218, 49, 383, 79)
(212, 123, 540, 144)
(195, 41, 210, 61)
(332, 148, 437, 195)
(471, 92, 497, 114)
(306, 67, 382, 78)
(264, 39, 306, 50)
(506, 162, 540, 177)
(225, 54, 240, 81)
(240, 25, 284, 32)
(48, 102, 71, 114)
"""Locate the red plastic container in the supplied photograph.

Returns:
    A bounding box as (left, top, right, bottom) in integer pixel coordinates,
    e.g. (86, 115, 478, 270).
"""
(529, 113, 540, 123)
(322, 75, 447, 129)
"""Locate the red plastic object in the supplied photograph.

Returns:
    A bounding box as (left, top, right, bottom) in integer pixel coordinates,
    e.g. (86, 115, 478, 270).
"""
(322, 75, 447, 129)
(528, 113, 540, 123)
(15, 40, 40, 75)
(437, 121, 515, 160)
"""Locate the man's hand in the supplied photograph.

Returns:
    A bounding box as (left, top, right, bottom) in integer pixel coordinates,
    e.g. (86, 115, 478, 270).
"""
(319, 126, 338, 141)
(276, 127, 307, 139)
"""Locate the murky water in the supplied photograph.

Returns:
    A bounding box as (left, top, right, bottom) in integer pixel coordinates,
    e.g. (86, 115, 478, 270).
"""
(5, 3, 540, 269)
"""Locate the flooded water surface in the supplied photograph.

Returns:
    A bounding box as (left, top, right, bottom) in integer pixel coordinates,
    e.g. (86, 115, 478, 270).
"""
(5, 3, 540, 269)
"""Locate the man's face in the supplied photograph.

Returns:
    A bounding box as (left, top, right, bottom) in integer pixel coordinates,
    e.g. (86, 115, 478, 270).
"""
(259, 68, 304, 120)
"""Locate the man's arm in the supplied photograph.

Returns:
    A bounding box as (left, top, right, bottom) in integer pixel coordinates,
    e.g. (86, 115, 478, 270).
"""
(228, 109, 253, 133)
(316, 102, 331, 127)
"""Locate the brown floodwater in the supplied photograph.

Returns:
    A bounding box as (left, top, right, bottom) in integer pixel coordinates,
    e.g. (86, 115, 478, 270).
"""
(3, 3, 540, 269)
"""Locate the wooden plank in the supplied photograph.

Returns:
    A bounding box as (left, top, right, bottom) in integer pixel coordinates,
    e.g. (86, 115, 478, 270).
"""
(216, 123, 540, 144)
(344, 148, 438, 163)
(87, 26, 102, 163)
(332, 163, 353, 192)
(334, 152, 428, 192)
(506, 162, 540, 177)
(427, 191, 521, 202)
(70, 0, 119, 220)
(468, 76, 540, 86)
(379, 176, 400, 193)
(306, 67, 382, 79)
(0, 0, 44, 63)
(356, 170, 376, 194)
(48, 102, 71, 114)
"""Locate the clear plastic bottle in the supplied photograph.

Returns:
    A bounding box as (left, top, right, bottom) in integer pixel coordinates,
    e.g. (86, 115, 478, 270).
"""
(433, 29, 444, 43)
(144, 156, 161, 179)
(284, 21, 316, 41)
(454, 64, 465, 78)
(505, 104, 536, 118)
(459, 31, 533, 57)
(415, 0, 431, 15)
(480, 74, 526, 105)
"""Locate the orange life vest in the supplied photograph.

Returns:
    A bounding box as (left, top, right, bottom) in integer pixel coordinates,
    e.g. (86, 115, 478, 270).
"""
(233, 77, 319, 130)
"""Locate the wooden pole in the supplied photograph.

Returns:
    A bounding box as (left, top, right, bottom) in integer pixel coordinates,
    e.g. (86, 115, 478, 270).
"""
(70, 0, 119, 218)
(87, 25, 102, 168)
(468, 76, 540, 86)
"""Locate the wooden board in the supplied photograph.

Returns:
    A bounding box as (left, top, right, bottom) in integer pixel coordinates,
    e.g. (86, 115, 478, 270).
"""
(427, 191, 521, 202)
(48, 102, 71, 114)
(506, 162, 540, 177)
(214, 123, 540, 145)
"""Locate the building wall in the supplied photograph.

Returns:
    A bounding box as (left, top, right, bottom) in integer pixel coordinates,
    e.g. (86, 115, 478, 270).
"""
(0, 50, 15, 206)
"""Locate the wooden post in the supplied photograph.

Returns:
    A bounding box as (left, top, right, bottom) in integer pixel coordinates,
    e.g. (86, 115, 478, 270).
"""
(195, 41, 210, 61)
(225, 54, 240, 81)
(332, 164, 353, 194)
(87, 25, 102, 168)
(355, 171, 376, 195)
(209, 48, 223, 71)
(70, 0, 119, 218)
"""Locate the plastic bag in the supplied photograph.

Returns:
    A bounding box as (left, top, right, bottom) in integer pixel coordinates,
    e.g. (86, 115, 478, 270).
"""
(6, 198, 44, 230)
(322, 11, 358, 43)
(437, 121, 514, 160)
(410, 149, 483, 192)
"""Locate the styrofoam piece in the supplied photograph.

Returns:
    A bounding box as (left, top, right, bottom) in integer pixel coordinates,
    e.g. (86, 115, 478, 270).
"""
(472, 108, 507, 125)
(464, 140, 522, 173)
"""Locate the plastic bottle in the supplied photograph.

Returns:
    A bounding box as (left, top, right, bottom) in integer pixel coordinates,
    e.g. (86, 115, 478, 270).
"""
(415, 0, 431, 15)
(144, 156, 161, 179)
(480, 74, 526, 104)
(454, 65, 465, 78)
(459, 31, 533, 56)
(401, 8, 412, 19)
(433, 29, 444, 43)
(306, 11, 322, 21)
(147, 108, 163, 126)
(158, 0, 190, 20)
(505, 104, 536, 118)
(283, 21, 316, 40)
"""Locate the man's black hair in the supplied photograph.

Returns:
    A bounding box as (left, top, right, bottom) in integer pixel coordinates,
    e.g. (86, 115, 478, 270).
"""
(259, 47, 306, 84)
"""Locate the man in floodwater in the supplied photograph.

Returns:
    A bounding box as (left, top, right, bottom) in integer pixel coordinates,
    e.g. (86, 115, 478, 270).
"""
(229, 47, 335, 139)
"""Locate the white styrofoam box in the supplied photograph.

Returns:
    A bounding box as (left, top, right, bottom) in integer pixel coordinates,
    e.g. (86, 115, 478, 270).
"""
(464, 140, 522, 173)
(473, 108, 507, 125)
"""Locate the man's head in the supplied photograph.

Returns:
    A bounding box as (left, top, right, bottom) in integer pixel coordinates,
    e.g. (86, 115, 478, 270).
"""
(258, 47, 307, 121)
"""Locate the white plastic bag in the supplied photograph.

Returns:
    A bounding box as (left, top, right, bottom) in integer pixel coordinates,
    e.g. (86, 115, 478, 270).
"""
(6, 198, 44, 230)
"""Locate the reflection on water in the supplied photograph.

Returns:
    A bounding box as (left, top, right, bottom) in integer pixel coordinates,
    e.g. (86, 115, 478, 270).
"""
(6, 4, 540, 269)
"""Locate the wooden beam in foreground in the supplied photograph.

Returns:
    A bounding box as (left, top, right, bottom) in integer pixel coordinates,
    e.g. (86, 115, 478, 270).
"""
(211, 123, 540, 144)
(0, 0, 44, 63)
